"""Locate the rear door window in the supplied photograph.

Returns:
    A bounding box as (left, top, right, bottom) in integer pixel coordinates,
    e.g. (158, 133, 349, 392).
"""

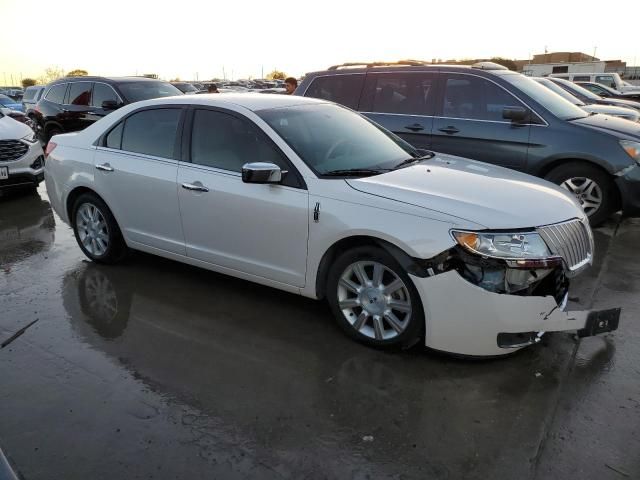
(304, 74, 365, 109)
(120, 108, 182, 159)
(68, 82, 92, 106)
(365, 73, 435, 115)
(45, 84, 67, 104)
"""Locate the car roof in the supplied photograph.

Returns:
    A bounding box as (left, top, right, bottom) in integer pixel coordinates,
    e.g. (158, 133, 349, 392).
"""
(48, 76, 170, 85)
(303, 64, 519, 78)
(128, 92, 329, 112)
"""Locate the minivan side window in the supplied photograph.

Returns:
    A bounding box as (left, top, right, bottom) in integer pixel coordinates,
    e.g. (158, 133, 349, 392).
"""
(45, 84, 67, 104)
(68, 82, 92, 106)
(120, 108, 181, 159)
(441, 75, 526, 122)
(304, 75, 365, 109)
(368, 73, 434, 115)
(191, 109, 288, 173)
(92, 83, 120, 108)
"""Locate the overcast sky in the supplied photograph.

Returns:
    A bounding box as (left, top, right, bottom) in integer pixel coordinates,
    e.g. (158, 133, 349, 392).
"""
(1, 0, 639, 83)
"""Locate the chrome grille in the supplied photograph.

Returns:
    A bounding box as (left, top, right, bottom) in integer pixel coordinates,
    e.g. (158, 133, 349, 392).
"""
(537, 219, 594, 276)
(0, 140, 28, 162)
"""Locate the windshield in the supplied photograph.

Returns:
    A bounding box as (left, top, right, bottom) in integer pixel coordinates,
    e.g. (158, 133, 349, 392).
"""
(503, 75, 588, 120)
(0, 94, 16, 105)
(257, 103, 418, 175)
(535, 78, 584, 106)
(118, 81, 183, 102)
(551, 78, 602, 102)
(175, 83, 198, 93)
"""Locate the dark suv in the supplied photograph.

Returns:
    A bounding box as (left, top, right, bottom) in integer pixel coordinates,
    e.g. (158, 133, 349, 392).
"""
(34, 76, 183, 141)
(295, 61, 640, 225)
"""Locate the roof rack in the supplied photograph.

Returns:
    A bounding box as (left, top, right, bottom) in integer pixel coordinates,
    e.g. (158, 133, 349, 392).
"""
(327, 60, 426, 70)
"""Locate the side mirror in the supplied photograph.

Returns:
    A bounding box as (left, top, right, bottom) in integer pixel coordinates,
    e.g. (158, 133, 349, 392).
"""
(502, 106, 529, 123)
(101, 100, 121, 110)
(242, 162, 285, 184)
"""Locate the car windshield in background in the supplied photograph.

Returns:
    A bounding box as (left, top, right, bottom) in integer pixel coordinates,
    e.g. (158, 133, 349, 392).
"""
(555, 79, 604, 102)
(0, 94, 16, 105)
(536, 79, 585, 106)
(117, 81, 183, 102)
(257, 103, 417, 176)
(503, 75, 589, 120)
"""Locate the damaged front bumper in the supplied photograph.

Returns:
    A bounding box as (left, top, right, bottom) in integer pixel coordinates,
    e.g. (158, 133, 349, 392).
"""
(409, 269, 620, 357)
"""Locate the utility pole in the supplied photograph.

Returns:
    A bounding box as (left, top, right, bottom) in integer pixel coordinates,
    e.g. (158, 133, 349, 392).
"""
(593, 46, 597, 60)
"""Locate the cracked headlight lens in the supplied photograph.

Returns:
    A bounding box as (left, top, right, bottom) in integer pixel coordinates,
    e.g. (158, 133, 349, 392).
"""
(452, 230, 553, 260)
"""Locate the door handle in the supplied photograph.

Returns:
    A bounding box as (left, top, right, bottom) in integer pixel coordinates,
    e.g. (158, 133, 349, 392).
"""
(405, 123, 425, 132)
(95, 163, 114, 172)
(438, 126, 460, 134)
(181, 182, 209, 192)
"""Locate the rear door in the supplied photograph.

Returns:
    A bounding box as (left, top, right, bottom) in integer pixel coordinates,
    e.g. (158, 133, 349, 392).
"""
(359, 71, 436, 149)
(431, 73, 531, 170)
(301, 73, 365, 110)
(93, 106, 186, 254)
(65, 81, 95, 131)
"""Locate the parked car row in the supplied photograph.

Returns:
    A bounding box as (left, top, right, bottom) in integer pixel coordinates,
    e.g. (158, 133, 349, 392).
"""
(43, 93, 620, 356)
(549, 72, 640, 94)
(294, 61, 640, 226)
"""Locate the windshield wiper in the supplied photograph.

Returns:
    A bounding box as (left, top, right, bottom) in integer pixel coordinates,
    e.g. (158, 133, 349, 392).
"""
(393, 152, 435, 170)
(322, 168, 392, 177)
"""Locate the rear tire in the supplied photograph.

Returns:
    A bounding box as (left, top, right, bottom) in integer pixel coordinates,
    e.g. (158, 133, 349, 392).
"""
(326, 245, 424, 350)
(71, 193, 128, 264)
(544, 162, 615, 227)
(46, 126, 62, 143)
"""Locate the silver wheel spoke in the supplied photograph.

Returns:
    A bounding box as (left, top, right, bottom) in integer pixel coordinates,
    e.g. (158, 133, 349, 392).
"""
(388, 299, 411, 312)
(82, 236, 92, 249)
(383, 278, 403, 295)
(96, 238, 107, 253)
(384, 312, 405, 334)
(353, 311, 369, 331)
(339, 298, 360, 309)
(339, 277, 360, 294)
(373, 316, 384, 340)
(372, 263, 384, 287)
(353, 263, 369, 286)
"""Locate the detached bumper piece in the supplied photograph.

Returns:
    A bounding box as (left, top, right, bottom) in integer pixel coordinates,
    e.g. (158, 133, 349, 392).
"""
(577, 308, 621, 338)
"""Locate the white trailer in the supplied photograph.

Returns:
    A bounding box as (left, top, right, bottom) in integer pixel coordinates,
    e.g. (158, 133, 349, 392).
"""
(522, 61, 606, 77)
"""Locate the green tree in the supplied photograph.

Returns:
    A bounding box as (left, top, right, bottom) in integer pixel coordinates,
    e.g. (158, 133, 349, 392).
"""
(67, 69, 88, 76)
(21, 78, 37, 88)
(266, 70, 286, 80)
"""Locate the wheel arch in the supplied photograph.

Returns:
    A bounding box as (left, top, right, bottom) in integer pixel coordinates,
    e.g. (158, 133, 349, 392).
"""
(315, 235, 420, 300)
(66, 186, 111, 224)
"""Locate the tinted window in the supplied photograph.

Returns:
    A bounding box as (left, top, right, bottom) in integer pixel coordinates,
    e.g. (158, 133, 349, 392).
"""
(443, 77, 484, 120)
(573, 75, 590, 82)
(117, 81, 182, 102)
(68, 82, 92, 106)
(483, 79, 526, 121)
(92, 83, 119, 107)
(106, 122, 123, 149)
(304, 75, 365, 109)
(369, 73, 434, 115)
(257, 103, 417, 175)
(121, 108, 181, 158)
(45, 84, 67, 104)
(596, 75, 616, 88)
(36, 88, 45, 101)
(191, 109, 287, 172)
(23, 88, 36, 101)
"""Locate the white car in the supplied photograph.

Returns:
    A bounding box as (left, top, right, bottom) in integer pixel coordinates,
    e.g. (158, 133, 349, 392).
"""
(43, 94, 620, 356)
(0, 110, 44, 191)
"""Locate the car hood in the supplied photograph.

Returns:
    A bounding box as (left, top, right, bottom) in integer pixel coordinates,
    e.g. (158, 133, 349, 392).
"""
(571, 113, 640, 140)
(582, 104, 640, 120)
(599, 97, 640, 110)
(346, 154, 583, 229)
(0, 114, 31, 140)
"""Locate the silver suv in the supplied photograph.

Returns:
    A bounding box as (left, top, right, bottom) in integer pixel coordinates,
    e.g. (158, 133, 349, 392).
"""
(0, 111, 44, 192)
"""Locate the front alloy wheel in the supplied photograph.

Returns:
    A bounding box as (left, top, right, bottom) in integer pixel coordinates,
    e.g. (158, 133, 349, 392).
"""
(338, 260, 412, 341)
(561, 177, 603, 217)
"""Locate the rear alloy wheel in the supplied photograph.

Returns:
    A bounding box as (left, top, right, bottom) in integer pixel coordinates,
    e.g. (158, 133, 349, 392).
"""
(327, 246, 424, 349)
(544, 162, 615, 227)
(72, 193, 127, 264)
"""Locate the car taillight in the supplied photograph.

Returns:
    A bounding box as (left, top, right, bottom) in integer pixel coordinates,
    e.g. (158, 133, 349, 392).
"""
(45, 142, 57, 158)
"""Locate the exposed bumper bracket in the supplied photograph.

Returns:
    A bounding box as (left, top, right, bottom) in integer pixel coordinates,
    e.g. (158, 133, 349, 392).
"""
(577, 308, 621, 338)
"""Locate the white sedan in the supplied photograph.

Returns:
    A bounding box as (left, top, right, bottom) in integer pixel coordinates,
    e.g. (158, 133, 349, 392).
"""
(44, 94, 619, 356)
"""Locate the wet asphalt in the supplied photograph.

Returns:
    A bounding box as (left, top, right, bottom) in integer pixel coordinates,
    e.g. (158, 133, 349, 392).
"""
(0, 186, 638, 480)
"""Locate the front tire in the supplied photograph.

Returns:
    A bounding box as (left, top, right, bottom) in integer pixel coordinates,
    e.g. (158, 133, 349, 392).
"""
(72, 193, 127, 264)
(544, 162, 615, 227)
(326, 246, 424, 350)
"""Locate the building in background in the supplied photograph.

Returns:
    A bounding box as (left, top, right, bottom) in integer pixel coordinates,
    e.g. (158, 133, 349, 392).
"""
(522, 51, 627, 77)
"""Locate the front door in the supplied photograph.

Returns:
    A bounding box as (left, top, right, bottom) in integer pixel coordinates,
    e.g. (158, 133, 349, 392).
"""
(64, 81, 95, 132)
(431, 73, 531, 170)
(177, 108, 309, 287)
(94, 106, 186, 254)
(85, 82, 123, 124)
(360, 72, 436, 150)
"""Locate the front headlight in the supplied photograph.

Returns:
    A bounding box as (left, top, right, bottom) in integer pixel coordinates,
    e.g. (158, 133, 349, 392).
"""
(452, 230, 553, 260)
(620, 140, 640, 164)
(21, 131, 38, 143)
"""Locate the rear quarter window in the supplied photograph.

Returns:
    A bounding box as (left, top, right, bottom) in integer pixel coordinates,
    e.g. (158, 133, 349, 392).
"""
(304, 74, 365, 109)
